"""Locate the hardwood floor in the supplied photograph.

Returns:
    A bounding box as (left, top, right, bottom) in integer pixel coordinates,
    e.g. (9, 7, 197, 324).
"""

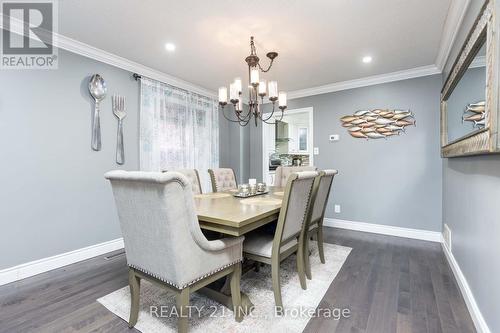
(0, 228, 475, 333)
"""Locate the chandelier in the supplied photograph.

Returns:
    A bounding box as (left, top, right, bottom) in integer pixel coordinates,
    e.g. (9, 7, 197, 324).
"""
(218, 36, 287, 126)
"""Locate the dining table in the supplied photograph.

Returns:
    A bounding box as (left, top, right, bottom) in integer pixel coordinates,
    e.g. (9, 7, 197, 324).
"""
(193, 186, 285, 314)
(194, 186, 285, 236)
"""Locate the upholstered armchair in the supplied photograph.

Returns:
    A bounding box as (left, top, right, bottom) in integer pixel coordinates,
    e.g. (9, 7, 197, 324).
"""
(242, 171, 318, 311)
(274, 166, 316, 187)
(208, 168, 237, 192)
(105, 171, 244, 332)
(304, 169, 338, 280)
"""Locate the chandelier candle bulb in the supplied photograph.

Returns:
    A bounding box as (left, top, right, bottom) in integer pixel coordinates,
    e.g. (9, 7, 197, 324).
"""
(279, 91, 287, 107)
(229, 83, 239, 103)
(234, 78, 242, 93)
(218, 87, 228, 104)
(259, 80, 267, 96)
(238, 99, 243, 112)
(250, 68, 260, 85)
(268, 81, 278, 99)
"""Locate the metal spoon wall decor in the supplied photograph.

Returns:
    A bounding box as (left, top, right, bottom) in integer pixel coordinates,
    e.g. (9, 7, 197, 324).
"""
(88, 74, 107, 151)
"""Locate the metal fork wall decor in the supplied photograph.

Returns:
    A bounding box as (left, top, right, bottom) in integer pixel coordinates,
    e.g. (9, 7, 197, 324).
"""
(341, 109, 416, 139)
(112, 95, 126, 165)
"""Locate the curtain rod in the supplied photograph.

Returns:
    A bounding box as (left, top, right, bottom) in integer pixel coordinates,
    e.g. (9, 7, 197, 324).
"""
(132, 73, 216, 100)
(132, 73, 189, 93)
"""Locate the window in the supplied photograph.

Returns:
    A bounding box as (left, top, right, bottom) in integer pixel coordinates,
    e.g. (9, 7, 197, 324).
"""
(139, 77, 219, 191)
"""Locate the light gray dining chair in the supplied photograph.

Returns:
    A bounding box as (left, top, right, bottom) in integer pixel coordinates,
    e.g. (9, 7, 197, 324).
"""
(161, 169, 203, 195)
(274, 166, 316, 187)
(105, 171, 244, 333)
(303, 169, 338, 280)
(176, 169, 203, 194)
(242, 170, 319, 311)
(208, 168, 238, 192)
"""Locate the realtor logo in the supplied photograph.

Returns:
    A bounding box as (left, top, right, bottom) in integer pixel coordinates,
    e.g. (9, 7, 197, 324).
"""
(1, 0, 58, 69)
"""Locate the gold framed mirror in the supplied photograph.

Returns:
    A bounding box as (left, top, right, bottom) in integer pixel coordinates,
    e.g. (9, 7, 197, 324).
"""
(441, 0, 500, 157)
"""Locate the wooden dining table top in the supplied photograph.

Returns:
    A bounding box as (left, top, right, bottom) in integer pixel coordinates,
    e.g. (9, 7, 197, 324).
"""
(194, 187, 285, 236)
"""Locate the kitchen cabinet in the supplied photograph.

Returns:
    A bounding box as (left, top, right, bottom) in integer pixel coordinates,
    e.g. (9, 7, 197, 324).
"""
(267, 122, 276, 151)
(288, 123, 297, 152)
(287, 124, 309, 153)
(297, 127, 308, 152)
(267, 171, 275, 186)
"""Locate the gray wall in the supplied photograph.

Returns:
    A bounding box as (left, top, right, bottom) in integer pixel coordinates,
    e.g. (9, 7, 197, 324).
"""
(219, 113, 250, 183)
(442, 0, 500, 331)
(0, 49, 139, 269)
(248, 75, 443, 231)
(0, 48, 231, 270)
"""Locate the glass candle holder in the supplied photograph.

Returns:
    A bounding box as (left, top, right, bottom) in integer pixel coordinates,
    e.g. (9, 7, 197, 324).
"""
(249, 184, 257, 195)
(238, 184, 249, 195)
(250, 185, 257, 195)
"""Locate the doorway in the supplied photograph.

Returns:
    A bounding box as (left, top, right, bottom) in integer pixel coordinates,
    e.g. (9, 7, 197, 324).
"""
(262, 107, 314, 185)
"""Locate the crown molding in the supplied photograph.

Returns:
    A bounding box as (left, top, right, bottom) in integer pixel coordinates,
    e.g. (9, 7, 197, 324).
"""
(4, 12, 440, 103)
(55, 34, 217, 97)
(286, 64, 441, 101)
(3, 1, 466, 102)
(435, 0, 471, 71)
(0, 14, 216, 98)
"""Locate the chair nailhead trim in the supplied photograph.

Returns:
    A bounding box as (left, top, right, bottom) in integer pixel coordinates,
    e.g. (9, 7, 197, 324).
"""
(130, 258, 243, 289)
(299, 181, 314, 228)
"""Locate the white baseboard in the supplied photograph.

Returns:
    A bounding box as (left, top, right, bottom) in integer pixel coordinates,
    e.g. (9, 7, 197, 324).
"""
(323, 218, 442, 242)
(441, 243, 491, 333)
(0, 238, 124, 286)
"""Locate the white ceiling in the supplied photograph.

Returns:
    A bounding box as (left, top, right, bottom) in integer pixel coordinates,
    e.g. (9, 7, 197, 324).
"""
(59, 0, 452, 93)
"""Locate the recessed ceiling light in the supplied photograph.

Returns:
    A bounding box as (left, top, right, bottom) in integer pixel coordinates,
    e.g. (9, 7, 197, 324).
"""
(165, 43, 176, 52)
(362, 56, 372, 63)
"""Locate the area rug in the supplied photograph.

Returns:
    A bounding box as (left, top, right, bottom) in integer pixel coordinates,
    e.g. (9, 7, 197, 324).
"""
(97, 242, 351, 333)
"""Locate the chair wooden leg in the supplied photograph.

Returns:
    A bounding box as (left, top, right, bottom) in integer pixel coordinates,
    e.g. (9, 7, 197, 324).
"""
(230, 262, 243, 322)
(253, 261, 260, 272)
(297, 241, 307, 290)
(176, 287, 190, 333)
(318, 227, 325, 264)
(271, 256, 283, 313)
(304, 232, 312, 280)
(128, 269, 141, 328)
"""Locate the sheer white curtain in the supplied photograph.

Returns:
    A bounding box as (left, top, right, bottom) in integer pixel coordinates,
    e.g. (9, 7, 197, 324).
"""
(139, 77, 219, 191)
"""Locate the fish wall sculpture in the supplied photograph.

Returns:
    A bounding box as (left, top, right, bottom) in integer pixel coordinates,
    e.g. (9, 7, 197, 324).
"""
(341, 109, 416, 140)
(462, 101, 486, 129)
